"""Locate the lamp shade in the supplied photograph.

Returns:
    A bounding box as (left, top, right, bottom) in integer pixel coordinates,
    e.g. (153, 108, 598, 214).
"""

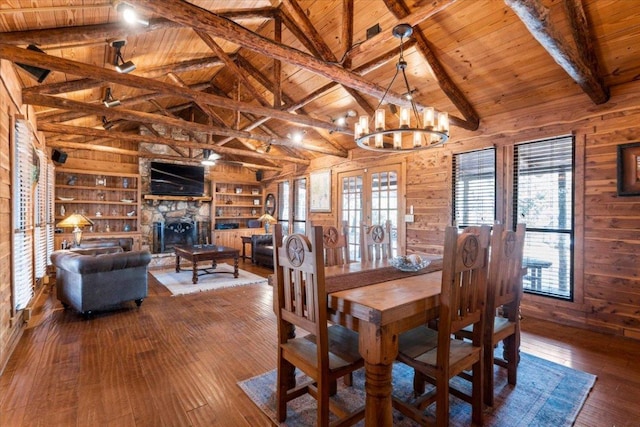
(56, 213, 94, 228)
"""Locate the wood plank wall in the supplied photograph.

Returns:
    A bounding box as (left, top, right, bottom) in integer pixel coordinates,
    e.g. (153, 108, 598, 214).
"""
(266, 82, 640, 341)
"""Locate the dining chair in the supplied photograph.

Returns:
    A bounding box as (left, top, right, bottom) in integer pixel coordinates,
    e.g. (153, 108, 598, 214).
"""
(361, 220, 392, 262)
(273, 224, 365, 426)
(322, 221, 350, 266)
(457, 222, 526, 406)
(393, 225, 491, 426)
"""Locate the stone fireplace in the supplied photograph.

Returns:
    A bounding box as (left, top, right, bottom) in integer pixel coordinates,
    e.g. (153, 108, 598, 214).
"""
(143, 200, 211, 254)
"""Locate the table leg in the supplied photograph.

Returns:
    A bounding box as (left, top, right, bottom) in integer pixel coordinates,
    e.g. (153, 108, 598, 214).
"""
(359, 323, 396, 426)
(233, 254, 239, 278)
(192, 260, 198, 284)
(175, 254, 181, 273)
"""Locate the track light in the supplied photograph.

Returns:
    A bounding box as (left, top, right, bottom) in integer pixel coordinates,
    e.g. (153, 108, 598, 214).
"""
(201, 149, 220, 166)
(102, 116, 114, 130)
(265, 142, 272, 153)
(115, 2, 149, 26)
(111, 40, 136, 74)
(102, 87, 121, 108)
(16, 45, 51, 83)
(333, 109, 357, 127)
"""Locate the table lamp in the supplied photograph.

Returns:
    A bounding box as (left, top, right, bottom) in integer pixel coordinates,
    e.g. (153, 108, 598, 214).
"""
(56, 213, 94, 247)
(257, 213, 276, 234)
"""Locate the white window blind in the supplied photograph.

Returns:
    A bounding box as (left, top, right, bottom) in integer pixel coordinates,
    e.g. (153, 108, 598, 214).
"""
(46, 160, 55, 262)
(514, 136, 574, 300)
(453, 148, 496, 227)
(277, 181, 290, 234)
(13, 118, 35, 310)
(34, 149, 48, 279)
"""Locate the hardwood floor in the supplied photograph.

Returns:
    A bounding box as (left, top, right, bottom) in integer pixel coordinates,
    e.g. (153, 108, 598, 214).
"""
(1, 262, 639, 426)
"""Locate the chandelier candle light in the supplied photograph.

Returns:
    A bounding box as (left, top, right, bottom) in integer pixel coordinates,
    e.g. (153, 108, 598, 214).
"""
(354, 24, 450, 152)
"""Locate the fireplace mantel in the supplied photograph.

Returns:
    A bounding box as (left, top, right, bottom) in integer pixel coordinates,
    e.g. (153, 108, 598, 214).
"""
(143, 195, 212, 206)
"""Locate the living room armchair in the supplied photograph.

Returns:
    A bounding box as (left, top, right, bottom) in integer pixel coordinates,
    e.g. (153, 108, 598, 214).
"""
(251, 234, 274, 268)
(51, 249, 151, 318)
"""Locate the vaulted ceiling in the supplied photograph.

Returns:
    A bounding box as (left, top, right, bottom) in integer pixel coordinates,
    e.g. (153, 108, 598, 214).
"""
(1, 0, 638, 171)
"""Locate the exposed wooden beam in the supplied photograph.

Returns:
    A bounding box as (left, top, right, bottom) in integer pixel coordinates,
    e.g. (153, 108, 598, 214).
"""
(124, 0, 443, 112)
(24, 92, 300, 148)
(0, 43, 343, 133)
(0, 18, 181, 46)
(504, 0, 609, 104)
(194, 30, 271, 107)
(38, 122, 309, 165)
(344, 0, 457, 62)
(383, 0, 480, 130)
(341, 0, 354, 69)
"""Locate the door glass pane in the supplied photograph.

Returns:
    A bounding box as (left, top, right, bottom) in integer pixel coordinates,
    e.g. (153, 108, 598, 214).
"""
(293, 178, 306, 235)
(277, 181, 290, 235)
(370, 170, 398, 257)
(341, 175, 363, 261)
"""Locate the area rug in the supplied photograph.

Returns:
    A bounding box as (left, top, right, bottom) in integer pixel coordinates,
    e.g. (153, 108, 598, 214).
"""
(151, 263, 268, 296)
(238, 351, 596, 426)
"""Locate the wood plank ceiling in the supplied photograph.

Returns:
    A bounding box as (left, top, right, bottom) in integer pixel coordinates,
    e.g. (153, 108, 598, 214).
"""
(1, 0, 638, 170)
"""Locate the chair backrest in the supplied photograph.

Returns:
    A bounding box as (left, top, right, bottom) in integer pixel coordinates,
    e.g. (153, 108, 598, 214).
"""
(437, 225, 491, 361)
(273, 223, 329, 361)
(361, 220, 392, 262)
(322, 221, 350, 266)
(487, 223, 526, 321)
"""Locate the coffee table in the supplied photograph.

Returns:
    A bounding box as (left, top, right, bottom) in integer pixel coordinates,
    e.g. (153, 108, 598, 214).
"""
(174, 244, 239, 284)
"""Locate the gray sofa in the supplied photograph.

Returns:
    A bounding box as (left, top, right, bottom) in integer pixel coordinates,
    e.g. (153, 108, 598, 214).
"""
(51, 249, 151, 318)
(251, 234, 274, 268)
(77, 237, 134, 252)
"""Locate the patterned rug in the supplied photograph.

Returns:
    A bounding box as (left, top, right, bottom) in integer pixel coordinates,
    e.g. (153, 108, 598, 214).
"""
(238, 351, 596, 426)
(150, 263, 268, 295)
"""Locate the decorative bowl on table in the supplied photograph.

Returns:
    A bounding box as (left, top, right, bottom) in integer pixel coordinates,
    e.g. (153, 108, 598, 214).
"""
(390, 255, 431, 272)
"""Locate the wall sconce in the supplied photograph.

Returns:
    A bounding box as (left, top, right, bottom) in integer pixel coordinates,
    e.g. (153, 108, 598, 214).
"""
(16, 45, 51, 83)
(111, 40, 136, 74)
(103, 87, 121, 107)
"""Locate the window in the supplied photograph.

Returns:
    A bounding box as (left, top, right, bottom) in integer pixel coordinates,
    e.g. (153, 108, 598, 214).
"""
(452, 148, 496, 227)
(277, 177, 307, 235)
(277, 181, 290, 234)
(514, 136, 574, 300)
(292, 178, 306, 235)
(12, 118, 35, 310)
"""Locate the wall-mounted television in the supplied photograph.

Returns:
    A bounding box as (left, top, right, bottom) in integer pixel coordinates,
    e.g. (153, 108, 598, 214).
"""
(150, 162, 205, 196)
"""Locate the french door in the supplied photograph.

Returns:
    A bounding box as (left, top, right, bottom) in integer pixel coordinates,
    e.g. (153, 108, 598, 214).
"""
(338, 164, 404, 261)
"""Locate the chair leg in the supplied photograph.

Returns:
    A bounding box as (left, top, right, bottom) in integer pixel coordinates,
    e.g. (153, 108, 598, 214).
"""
(413, 371, 427, 396)
(276, 357, 294, 422)
(484, 340, 495, 407)
(505, 334, 518, 385)
(471, 359, 484, 426)
(317, 381, 331, 427)
(435, 374, 449, 427)
(343, 372, 353, 387)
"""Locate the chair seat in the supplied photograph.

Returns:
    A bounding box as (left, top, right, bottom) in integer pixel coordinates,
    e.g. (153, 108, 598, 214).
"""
(399, 338, 481, 377)
(303, 324, 363, 368)
(459, 315, 516, 343)
(398, 325, 438, 359)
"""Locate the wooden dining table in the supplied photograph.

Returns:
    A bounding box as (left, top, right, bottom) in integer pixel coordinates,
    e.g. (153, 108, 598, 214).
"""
(325, 257, 443, 426)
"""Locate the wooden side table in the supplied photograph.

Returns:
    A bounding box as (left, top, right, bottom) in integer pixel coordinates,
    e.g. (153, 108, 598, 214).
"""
(241, 235, 252, 262)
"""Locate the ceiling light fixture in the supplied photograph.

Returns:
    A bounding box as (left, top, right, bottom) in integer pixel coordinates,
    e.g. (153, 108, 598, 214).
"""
(111, 40, 136, 74)
(102, 87, 121, 107)
(102, 116, 114, 130)
(289, 131, 305, 144)
(333, 109, 357, 127)
(115, 2, 149, 26)
(354, 24, 450, 152)
(201, 149, 220, 166)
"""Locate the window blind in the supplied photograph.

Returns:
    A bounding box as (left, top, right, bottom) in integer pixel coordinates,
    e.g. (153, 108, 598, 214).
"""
(452, 148, 496, 227)
(514, 136, 574, 299)
(34, 149, 48, 279)
(13, 118, 35, 310)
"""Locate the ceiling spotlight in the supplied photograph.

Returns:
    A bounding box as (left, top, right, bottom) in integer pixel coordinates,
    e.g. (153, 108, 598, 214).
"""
(333, 109, 358, 127)
(289, 131, 305, 144)
(201, 149, 220, 166)
(115, 2, 149, 26)
(111, 40, 136, 74)
(102, 87, 121, 108)
(102, 116, 114, 130)
(265, 142, 272, 153)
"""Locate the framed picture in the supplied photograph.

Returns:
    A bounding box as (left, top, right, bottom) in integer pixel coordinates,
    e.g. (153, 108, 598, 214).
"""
(617, 142, 640, 196)
(310, 170, 331, 212)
